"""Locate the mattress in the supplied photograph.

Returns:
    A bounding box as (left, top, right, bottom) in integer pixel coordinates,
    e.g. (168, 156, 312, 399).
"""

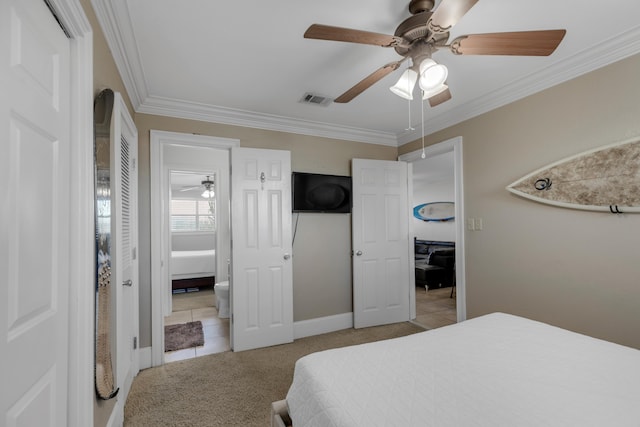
(286, 312, 640, 427)
(170, 249, 215, 279)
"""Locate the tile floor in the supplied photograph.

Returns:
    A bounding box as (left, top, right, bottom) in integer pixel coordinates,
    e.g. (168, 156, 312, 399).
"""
(414, 285, 457, 330)
(164, 287, 230, 363)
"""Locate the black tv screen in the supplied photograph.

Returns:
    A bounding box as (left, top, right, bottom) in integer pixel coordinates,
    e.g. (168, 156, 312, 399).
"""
(292, 172, 352, 213)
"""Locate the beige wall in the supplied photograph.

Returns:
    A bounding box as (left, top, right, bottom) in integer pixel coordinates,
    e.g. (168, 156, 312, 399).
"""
(79, 0, 134, 425)
(134, 114, 398, 346)
(400, 53, 640, 349)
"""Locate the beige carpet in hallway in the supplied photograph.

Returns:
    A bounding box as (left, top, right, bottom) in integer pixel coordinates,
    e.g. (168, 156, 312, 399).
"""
(124, 322, 424, 427)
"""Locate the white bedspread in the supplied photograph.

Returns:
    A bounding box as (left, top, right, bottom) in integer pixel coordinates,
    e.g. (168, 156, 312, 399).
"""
(286, 313, 640, 427)
(171, 249, 215, 278)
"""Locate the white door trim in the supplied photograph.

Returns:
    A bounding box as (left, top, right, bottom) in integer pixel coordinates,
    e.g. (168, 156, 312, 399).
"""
(45, 1, 94, 426)
(150, 130, 239, 367)
(399, 136, 467, 322)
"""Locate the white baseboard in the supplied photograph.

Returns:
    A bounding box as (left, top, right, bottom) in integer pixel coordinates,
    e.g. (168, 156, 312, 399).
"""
(138, 346, 152, 370)
(140, 315, 352, 366)
(293, 312, 353, 339)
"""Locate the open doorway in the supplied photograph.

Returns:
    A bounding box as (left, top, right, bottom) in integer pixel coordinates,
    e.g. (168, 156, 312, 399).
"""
(163, 171, 229, 362)
(150, 130, 239, 367)
(399, 136, 466, 328)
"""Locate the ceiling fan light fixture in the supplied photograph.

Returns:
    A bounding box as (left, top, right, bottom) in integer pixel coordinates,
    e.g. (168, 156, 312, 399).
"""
(201, 189, 215, 198)
(418, 59, 448, 91)
(389, 68, 418, 100)
(422, 83, 449, 100)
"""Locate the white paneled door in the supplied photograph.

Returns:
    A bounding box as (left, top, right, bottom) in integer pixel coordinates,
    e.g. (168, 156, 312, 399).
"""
(0, 0, 71, 424)
(231, 147, 293, 351)
(352, 159, 411, 328)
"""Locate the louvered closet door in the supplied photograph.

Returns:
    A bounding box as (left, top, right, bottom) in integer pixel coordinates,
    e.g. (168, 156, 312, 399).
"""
(112, 93, 139, 401)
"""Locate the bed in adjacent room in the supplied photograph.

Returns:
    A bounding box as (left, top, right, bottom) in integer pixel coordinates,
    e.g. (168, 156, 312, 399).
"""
(170, 249, 215, 290)
(273, 312, 640, 427)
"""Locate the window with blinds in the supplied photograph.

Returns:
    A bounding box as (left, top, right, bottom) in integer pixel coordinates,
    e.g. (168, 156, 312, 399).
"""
(170, 199, 216, 232)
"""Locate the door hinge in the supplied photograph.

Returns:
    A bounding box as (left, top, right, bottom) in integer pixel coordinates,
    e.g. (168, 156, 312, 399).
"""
(133, 336, 137, 349)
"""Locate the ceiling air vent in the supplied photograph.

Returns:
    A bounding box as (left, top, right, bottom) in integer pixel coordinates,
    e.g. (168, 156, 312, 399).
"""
(300, 92, 332, 107)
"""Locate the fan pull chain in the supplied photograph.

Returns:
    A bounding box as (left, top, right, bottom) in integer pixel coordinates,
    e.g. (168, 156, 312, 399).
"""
(405, 98, 415, 132)
(405, 65, 415, 132)
(421, 91, 426, 159)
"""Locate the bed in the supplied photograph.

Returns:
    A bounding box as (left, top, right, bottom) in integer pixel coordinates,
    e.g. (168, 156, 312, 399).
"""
(170, 249, 215, 290)
(274, 312, 640, 427)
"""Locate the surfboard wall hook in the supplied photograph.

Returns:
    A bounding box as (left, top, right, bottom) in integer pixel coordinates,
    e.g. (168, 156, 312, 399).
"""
(534, 178, 552, 191)
(609, 205, 623, 214)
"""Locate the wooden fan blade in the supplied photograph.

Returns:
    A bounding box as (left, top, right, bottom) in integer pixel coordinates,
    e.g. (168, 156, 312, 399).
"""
(304, 24, 399, 47)
(428, 87, 452, 107)
(334, 62, 402, 103)
(450, 30, 567, 56)
(428, 0, 479, 34)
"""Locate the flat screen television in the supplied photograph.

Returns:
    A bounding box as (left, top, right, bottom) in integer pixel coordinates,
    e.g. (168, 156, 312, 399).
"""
(292, 172, 352, 213)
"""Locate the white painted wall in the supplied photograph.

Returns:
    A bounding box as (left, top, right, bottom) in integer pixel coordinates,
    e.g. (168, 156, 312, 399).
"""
(412, 151, 455, 242)
(170, 233, 215, 251)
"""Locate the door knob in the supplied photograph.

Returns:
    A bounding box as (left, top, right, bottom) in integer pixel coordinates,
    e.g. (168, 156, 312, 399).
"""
(283, 253, 291, 260)
(355, 250, 362, 256)
(123, 279, 133, 287)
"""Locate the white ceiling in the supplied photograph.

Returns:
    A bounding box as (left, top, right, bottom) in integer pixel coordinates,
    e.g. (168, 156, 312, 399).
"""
(93, 0, 640, 147)
(170, 172, 214, 198)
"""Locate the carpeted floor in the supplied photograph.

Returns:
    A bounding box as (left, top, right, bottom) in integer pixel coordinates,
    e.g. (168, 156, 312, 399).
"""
(124, 322, 425, 427)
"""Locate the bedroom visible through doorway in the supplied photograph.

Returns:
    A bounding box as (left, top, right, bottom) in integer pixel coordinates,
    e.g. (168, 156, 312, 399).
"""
(399, 136, 466, 327)
(164, 171, 229, 361)
(412, 152, 457, 329)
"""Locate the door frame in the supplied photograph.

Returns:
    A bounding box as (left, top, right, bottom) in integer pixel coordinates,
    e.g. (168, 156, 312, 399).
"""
(44, 1, 95, 426)
(150, 130, 239, 366)
(399, 136, 467, 322)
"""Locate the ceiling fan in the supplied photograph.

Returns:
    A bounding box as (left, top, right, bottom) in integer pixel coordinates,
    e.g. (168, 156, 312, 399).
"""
(304, 0, 566, 106)
(180, 175, 215, 198)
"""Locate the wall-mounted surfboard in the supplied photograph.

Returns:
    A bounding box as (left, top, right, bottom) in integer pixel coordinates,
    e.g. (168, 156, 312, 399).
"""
(506, 137, 640, 213)
(413, 202, 455, 221)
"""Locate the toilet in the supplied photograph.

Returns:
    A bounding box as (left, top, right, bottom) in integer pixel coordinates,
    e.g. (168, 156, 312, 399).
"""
(214, 280, 230, 318)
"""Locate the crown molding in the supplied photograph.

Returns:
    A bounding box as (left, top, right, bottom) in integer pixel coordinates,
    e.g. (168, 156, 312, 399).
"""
(91, 0, 147, 108)
(137, 96, 399, 146)
(93, 0, 640, 148)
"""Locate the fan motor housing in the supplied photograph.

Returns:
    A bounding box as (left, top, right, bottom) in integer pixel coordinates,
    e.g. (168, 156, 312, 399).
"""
(408, 0, 435, 15)
(394, 12, 449, 57)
